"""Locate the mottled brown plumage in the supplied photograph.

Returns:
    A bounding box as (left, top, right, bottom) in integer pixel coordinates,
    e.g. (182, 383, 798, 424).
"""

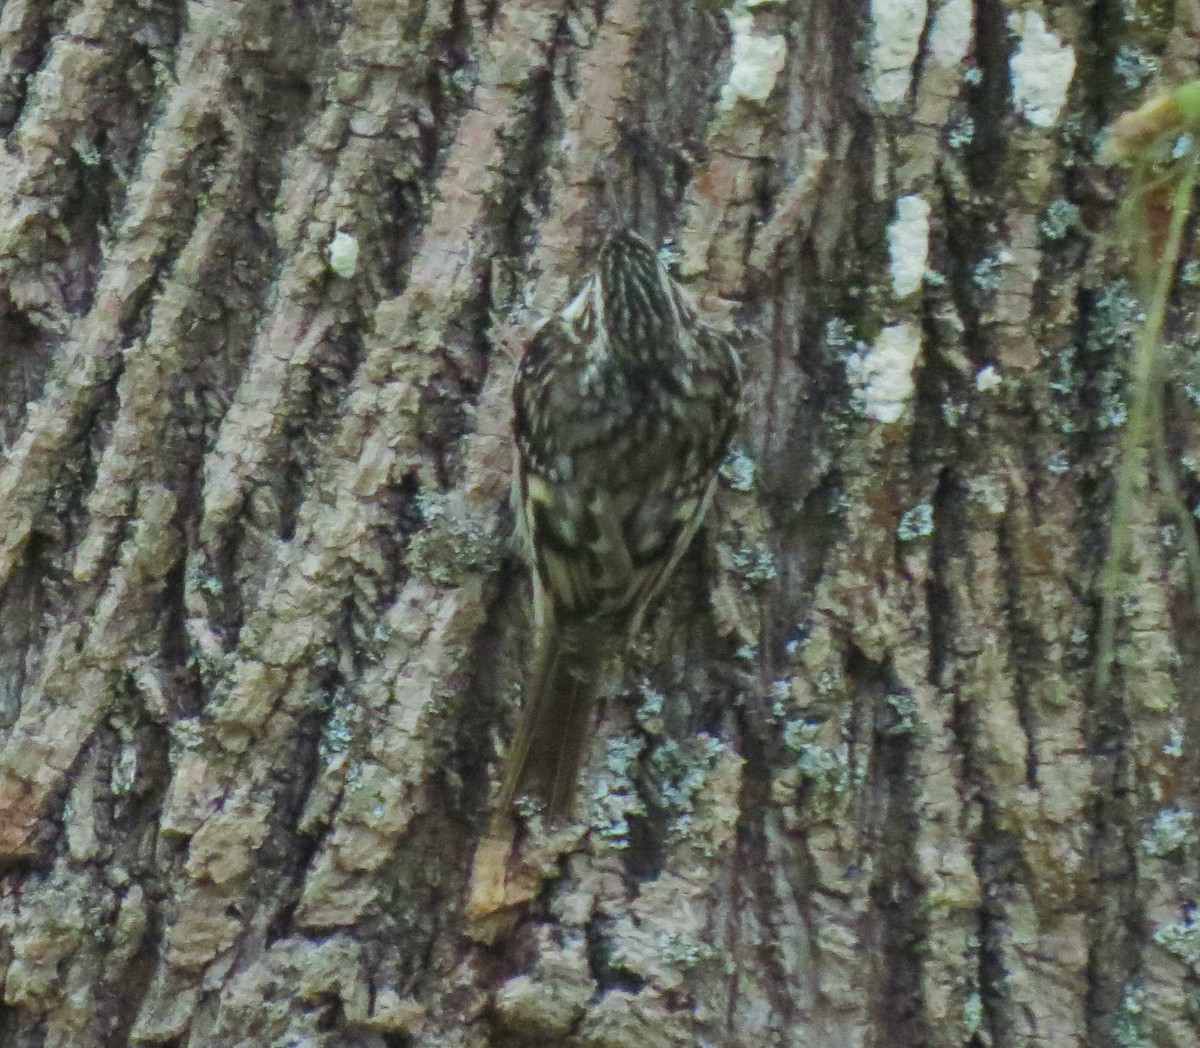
(499, 230, 741, 820)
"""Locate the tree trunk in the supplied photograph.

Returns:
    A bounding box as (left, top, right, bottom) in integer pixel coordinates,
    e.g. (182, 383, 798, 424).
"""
(0, 0, 1196, 1044)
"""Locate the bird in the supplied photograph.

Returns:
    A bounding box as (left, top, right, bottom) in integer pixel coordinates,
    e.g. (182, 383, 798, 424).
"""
(497, 228, 741, 821)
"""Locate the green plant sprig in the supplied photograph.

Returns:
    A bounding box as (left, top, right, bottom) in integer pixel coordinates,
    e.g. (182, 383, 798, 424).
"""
(1097, 81, 1200, 691)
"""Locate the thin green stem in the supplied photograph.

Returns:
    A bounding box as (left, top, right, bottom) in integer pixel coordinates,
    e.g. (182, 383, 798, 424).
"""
(1095, 144, 1200, 692)
(1152, 386, 1200, 607)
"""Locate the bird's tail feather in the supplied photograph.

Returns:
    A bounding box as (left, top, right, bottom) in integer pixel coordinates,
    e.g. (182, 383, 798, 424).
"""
(497, 623, 608, 822)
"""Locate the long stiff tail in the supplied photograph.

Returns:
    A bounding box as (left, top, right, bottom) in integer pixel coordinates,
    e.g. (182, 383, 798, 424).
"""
(497, 623, 608, 821)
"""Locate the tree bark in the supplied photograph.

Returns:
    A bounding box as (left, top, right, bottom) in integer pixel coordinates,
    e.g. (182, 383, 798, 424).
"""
(0, 0, 1196, 1045)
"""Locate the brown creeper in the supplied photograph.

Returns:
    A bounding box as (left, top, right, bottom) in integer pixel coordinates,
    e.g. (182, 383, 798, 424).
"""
(498, 230, 741, 820)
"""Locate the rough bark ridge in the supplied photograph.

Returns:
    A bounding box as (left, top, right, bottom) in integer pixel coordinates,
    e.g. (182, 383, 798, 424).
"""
(0, 0, 1197, 1045)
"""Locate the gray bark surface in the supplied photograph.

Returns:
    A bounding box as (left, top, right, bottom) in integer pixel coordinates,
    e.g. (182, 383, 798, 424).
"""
(0, 0, 1195, 1045)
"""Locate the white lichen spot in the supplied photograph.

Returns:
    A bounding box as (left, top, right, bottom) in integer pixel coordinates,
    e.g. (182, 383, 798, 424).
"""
(887, 195, 931, 299)
(974, 365, 1002, 392)
(847, 322, 922, 424)
(720, 15, 787, 110)
(927, 0, 972, 68)
(328, 231, 359, 278)
(1009, 10, 1075, 128)
(870, 0, 927, 105)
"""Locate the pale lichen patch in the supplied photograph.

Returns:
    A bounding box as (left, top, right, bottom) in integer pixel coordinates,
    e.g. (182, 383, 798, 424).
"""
(847, 321, 923, 424)
(870, 0, 927, 106)
(1009, 10, 1075, 129)
(719, 14, 787, 110)
(974, 365, 1002, 392)
(888, 194, 931, 299)
(927, 0, 972, 68)
(327, 230, 359, 278)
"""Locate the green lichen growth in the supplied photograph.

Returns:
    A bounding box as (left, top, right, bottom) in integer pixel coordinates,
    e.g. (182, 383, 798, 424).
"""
(1085, 281, 1143, 362)
(317, 694, 356, 760)
(635, 683, 666, 735)
(1040, 199, 1080, 241)
(730, 543, 778, 585)
(649, 732, 728, 824)
(971, 251, 1012, 293)
(769, 677, 792, 715)
(1114, 45, 1158, 91)
(883, 691, 918, 736)
(407, 492, 497, 585)
(1113, 985, 1148, 1048)
(1047, 280, 1141, 433)
(782, 716, 852, 800)
(735, 640, 759, 662)
(941, 399, 967, 428)
(962, 991, 983, 1036)
(1153, 913, 1200, 966)
(656, 929, 717, 969)
(1163, 723, 1185, 757)
(1141, 807, 1197, 857)
(110, 744, 138, 797)
(824, 316, 859, 353)
(73, 136, 103, 168)
(590, 735, 647, 848)
(897, 501, 934, 541)
(947, 116, 975, 150)
(719, 449, 757, 492)
(170, 717, 205, 752)
(1046, 451, 1070, 475)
